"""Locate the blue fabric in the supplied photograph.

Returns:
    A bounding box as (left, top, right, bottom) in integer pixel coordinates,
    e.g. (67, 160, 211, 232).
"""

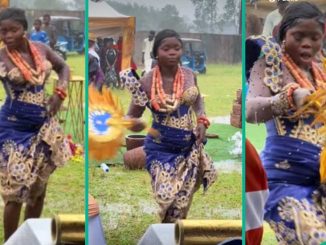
(265, 116, 315, 138)
(0, 98, 47, 150)
(144, 122, 195, 171)
(30, 31, 49, 44)
(144, 103, 196, 170)
(261, 135, 321, 221)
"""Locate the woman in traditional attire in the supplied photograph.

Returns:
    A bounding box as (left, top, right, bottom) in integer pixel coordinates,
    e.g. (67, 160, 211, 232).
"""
(0, 8, 71, 240)
(120, 29, 217, 223)
(246, 2, 326, 243)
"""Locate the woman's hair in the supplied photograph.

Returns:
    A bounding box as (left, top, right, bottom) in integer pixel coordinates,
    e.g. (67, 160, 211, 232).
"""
(0, 8, 28, 31)
(152, 29, 183, 58)
(278, 2, 325, 42)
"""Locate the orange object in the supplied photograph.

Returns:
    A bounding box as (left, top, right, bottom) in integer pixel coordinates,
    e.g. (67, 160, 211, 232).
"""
(150, 65, 184, 112)
(286, 83, 300, 108)
(0, 0, 9, 8)
(283, 54, 326, 90)
(6, 40, 46, 85)
(197, 115, 210, 129)
(55, 87, 67, 100)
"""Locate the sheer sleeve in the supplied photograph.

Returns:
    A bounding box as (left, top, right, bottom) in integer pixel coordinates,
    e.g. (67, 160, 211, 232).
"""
(246, 58, 290, 123)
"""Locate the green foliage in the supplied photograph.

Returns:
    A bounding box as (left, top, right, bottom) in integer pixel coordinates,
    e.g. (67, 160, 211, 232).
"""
(191, 0, 219, 33)
(191, 0, 241, 34)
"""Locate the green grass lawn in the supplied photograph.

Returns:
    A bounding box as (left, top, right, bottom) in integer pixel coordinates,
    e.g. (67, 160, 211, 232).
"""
(90, 166, 241, 245)
(0, 159, 85, 243)
(90, 63, 242, 244)
(262, 223, 278, 244)
(0, 53, 85, 242)
(196, 64, 241, 116)
(246, 123, 266, 152)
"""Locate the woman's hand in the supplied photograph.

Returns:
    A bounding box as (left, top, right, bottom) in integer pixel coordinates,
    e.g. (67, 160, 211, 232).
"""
(195, 123, 206, 145)
(47, 94, 63, 117)
(293, 88, 312, 109)
(128, 118, 146, 132)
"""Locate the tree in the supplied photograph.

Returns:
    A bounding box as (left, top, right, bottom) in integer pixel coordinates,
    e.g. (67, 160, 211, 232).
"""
(191, 0, 219, 33)
(10, 0, 84, 10)
(108, 0, 190, 32)
(157, 5, 189, 32)
(191, 0, 241, 34)
(220, 0, 241, 34)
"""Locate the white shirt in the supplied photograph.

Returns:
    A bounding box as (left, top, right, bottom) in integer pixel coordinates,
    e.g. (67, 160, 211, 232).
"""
(142, 37, 154, 73)
(262, 9, 282, 36)
(142, 37, 154, 60)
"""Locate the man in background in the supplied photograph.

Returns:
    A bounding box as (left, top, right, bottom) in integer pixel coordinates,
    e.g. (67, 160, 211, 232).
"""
(30, 19, 49, 44)
(42, 14, 57, 49)
(262, 0, 289, 36)
(142, 30, 155, 74)
(89, 33, 104, 90)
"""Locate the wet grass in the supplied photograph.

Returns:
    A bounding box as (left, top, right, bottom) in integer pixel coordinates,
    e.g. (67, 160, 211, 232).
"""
(90, 165, 241, 245)
(0, 159, 85, 243)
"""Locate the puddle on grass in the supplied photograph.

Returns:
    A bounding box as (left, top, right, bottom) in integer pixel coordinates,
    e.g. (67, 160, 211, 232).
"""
(214, 160, 241, 173)
(209, 116, 230, 125)
(138, 200, 158, 215)
(206, 206, 241, 219)
(101, 203, 133, 229)
(101, 200, 158, 229)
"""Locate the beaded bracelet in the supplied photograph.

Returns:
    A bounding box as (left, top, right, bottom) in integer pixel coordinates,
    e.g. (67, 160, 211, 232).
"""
(286, 83, 300, 109)
(55, 87, 67, 100)
(197, 115, 210, 129)
(271, 83, 299, 116)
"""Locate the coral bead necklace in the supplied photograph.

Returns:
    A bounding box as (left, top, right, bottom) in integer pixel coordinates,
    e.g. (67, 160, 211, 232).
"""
(283, 53, 326, 90)
(150, 65, 184, 113)
(6, 40, 46, 85)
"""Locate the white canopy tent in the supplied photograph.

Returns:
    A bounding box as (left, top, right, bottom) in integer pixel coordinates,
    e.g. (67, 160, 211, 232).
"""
(89, 0, 135, 70)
